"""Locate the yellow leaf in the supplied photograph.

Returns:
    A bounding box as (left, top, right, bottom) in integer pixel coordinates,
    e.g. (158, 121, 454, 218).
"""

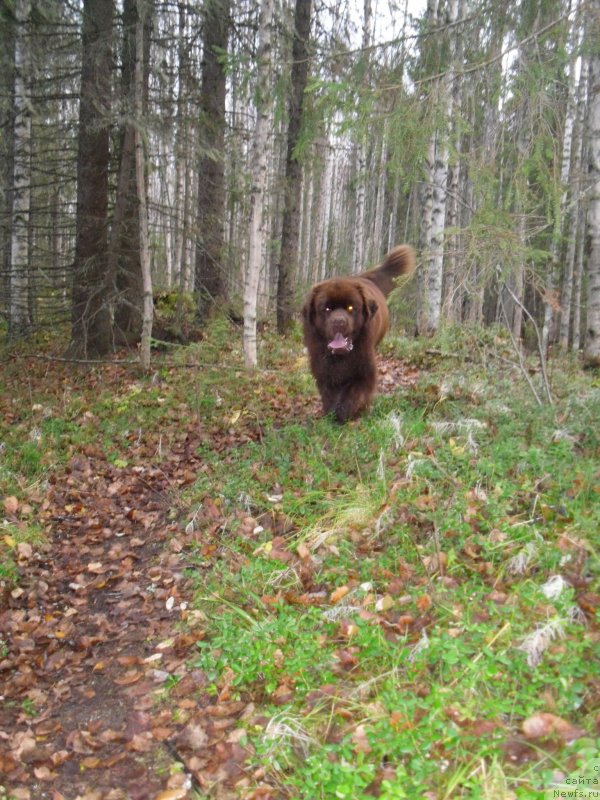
(294, 355, 308, 370)
(330, 585, 350, 604)
(375, 595, 394, 612)
(153, 790, 189, 800)
(4, 535, 16, 548)
(230, 409, 241, 424)
(253, 541, 273, 555)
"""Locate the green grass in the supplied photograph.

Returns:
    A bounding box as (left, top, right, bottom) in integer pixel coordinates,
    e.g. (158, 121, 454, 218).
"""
(181, 322, 599, 799)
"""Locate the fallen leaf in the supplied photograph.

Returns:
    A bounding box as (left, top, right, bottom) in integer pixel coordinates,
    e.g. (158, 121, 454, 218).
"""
(180, 722, 209, 750)
(416, 593, 432, 612)
(330, 586, 350, 604)
(113, 670, 143, 686)
(153, 790, 189, 800)
(352, 724, 372, 753)
(297, 542, 311, 560)
(3, 495, 19, 514)
(33, 765, 56, 780)
(374, 594, 393, 612)
(522, 712, 586, 743)
(17, 541, 33, 561)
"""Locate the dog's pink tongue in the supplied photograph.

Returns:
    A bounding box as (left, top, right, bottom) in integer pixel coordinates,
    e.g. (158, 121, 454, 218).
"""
(328, 332, 349, 351)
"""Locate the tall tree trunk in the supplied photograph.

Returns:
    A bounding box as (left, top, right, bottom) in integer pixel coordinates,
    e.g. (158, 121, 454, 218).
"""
(70, 0, 114, 357)
(511, 207, 526, 341)
(559, 54, 588, 352)
(417, 138, 434, 334)
(9, 0, 33, 340)
(172, 1, 188, 291)
(442, 160, 459, 322)
(352, 0, 372, 274)
(276, 0, 312, 333)
(427, 126, 450, 332)
(584, 50, 600, 367)
(418, 0, 458, 334)
(135, 0, 152, 370)
(572, 206, 586, 352)
(243, 0, 274, 367)
(371, 126, 388, 260)
(195, 0, 232, 321)
(111, 0, 152, 345)
(542, 8, 580, 355)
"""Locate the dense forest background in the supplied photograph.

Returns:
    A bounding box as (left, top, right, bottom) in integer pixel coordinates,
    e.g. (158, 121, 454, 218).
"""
(1, 0, 599, 367)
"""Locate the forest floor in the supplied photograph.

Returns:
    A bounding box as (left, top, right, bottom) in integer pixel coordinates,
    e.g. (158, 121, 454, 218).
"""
(0, 320, 599, 800)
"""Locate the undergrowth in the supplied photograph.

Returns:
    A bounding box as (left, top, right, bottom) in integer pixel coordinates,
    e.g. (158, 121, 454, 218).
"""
(183, 322, 599, 799)
(0, 319, 598, 799)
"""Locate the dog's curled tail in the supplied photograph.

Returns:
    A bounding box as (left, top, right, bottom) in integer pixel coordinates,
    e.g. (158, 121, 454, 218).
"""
(360, 244, 416, 297)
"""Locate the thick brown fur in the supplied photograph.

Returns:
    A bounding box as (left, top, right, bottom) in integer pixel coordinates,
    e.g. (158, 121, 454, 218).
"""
(302, 244, 415, 422)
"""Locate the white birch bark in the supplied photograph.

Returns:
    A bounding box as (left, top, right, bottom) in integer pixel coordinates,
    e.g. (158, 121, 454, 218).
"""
(422, 0, 458, 333)
(353, 144, 367, 271)
(542, 8, 580, 354)
(559, 55, 587, 351)
(427, 126, 450, 332)
(302, 160, 314, 281)
(9, 0, 33, 338)
(584, 51, 600, 367)
(243, 0, 274, 367)
(352, 0, 372, 273)
(172, 0, 188, 288)
(371, 126, 388, 259)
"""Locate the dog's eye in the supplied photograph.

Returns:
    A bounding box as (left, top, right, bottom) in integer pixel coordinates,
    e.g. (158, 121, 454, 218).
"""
(325, 306, 331, 313)
(347, 305, 353, 312)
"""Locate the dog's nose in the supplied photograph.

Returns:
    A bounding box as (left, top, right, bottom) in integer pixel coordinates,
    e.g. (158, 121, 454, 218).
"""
(331, 312, 349, 333)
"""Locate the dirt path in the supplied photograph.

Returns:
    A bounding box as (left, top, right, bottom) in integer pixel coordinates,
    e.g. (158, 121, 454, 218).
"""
(0, 425, 255, 800)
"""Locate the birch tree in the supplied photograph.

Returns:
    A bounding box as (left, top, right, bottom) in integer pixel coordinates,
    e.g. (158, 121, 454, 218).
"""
(418, 0, 458, 334)
(584, 47, 600, 367)
(559, 54, 588, 352)
(9, 0, 33, 339)
(352, 0, 372, 274)
(171, 1, 190, 291)
(542, 5, 580, 354)
(243, 0, 274, 367)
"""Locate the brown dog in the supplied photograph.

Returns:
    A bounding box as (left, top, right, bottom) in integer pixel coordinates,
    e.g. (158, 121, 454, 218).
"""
(302, 245, 415, 422)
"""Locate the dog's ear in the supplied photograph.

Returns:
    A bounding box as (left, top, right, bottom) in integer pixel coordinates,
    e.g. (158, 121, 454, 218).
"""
(302, 291, 317, 325)
(358, 285, 378, 318)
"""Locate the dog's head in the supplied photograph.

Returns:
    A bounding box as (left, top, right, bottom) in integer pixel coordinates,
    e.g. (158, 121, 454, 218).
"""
(302, 279, 378, 354)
